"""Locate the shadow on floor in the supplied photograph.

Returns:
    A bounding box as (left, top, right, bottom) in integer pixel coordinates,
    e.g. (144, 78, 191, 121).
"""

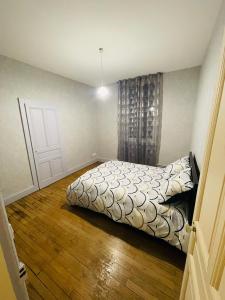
(62, 203, 186, 270)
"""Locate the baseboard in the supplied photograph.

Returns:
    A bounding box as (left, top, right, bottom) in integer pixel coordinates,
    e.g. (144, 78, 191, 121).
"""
(62, 158, 99, 177)
(97, 157, 117, 162)
(4, 185, 39, 206)
(4, 158, 99, 206)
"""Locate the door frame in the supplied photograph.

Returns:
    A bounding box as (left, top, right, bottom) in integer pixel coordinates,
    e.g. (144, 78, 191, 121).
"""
(0, 193, 29, 300)
(18, 98, 39, 191)
(179, 29, 225, 299)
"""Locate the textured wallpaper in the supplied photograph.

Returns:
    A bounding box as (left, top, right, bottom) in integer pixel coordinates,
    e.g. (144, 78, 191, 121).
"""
(191, 0, 225, 168)
(96, 67, 200, 166)
(0, 55, 98, 199)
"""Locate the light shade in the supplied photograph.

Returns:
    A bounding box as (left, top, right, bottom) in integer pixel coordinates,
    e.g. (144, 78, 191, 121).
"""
(97, 86, 109, 98)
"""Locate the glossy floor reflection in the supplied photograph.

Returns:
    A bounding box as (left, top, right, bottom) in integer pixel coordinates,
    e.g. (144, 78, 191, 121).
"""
(7, 162, 186, 299)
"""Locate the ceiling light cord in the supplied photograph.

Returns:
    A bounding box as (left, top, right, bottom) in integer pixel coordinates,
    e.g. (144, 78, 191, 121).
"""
(97, 47, 108, 98)
(99, 47, 104, 86)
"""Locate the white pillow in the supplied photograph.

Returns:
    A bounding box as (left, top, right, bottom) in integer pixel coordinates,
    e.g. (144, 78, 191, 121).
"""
(165, 156, 190, 175)
(162, 168, 194, 199)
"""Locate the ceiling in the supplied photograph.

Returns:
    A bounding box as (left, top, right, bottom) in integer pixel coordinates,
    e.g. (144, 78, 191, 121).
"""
(0, 0, 222, 86)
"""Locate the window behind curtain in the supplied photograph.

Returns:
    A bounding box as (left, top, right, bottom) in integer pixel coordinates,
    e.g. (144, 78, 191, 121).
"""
(118, 73, 163, 166)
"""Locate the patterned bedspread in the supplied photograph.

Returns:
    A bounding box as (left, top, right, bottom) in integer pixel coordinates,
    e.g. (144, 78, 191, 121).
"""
(67, 161, 190, 252)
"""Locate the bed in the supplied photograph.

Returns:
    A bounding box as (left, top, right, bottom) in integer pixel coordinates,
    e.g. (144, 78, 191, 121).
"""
(67, 152, 199, 253)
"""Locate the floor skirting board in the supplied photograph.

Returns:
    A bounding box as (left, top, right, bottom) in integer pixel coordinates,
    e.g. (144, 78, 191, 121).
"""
(4, 186, 39, 206)
(97, 157, 117, 162)
(64, 158, 98, 176)
(3, 158, 99, 206)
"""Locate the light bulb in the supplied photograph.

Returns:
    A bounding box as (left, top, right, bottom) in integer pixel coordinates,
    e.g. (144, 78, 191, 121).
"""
(97, 86, 109, 98)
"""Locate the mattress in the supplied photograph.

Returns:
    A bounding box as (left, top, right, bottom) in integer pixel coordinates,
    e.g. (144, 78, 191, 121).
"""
(67, 160, 190, 252)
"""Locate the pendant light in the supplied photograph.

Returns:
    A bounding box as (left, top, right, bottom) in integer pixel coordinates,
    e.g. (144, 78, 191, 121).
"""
(97, 47, 109, 98)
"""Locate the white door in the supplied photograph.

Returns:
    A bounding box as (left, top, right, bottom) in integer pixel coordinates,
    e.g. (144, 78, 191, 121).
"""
(0, 193, 29, 300)
(180, 33, 225, 299)
(25, 104, 64, 188)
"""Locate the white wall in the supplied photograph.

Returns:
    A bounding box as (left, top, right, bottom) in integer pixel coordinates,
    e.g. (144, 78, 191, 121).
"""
(159, 67, 200, 165)
(191, 0, 225, 168)
(96, 67, 200, 165)
(0, 55, 201, 204)
(0, 55, 97, 201)
(95, 0, 225, 169)
(96, 84, 118, 161)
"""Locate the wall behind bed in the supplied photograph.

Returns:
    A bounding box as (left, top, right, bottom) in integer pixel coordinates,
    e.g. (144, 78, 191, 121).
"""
(96, 67, 200, 165)
(0, 55, 98, 203)
(191, 0, 225, 169)
(96, 84, 118, 162)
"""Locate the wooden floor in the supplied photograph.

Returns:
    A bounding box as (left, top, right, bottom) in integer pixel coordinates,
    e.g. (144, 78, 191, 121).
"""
(7, 163, 186, 300)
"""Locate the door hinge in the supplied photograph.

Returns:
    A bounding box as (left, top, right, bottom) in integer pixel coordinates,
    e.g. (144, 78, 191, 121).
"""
(19, 261, 27, 280)
(186, 223, 196, 233)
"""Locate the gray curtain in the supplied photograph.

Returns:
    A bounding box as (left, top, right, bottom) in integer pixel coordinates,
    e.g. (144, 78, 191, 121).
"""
(118, 73, 163, 166)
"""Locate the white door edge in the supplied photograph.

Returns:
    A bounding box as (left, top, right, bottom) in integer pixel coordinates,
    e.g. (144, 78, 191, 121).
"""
(18, 98, 39, 190)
